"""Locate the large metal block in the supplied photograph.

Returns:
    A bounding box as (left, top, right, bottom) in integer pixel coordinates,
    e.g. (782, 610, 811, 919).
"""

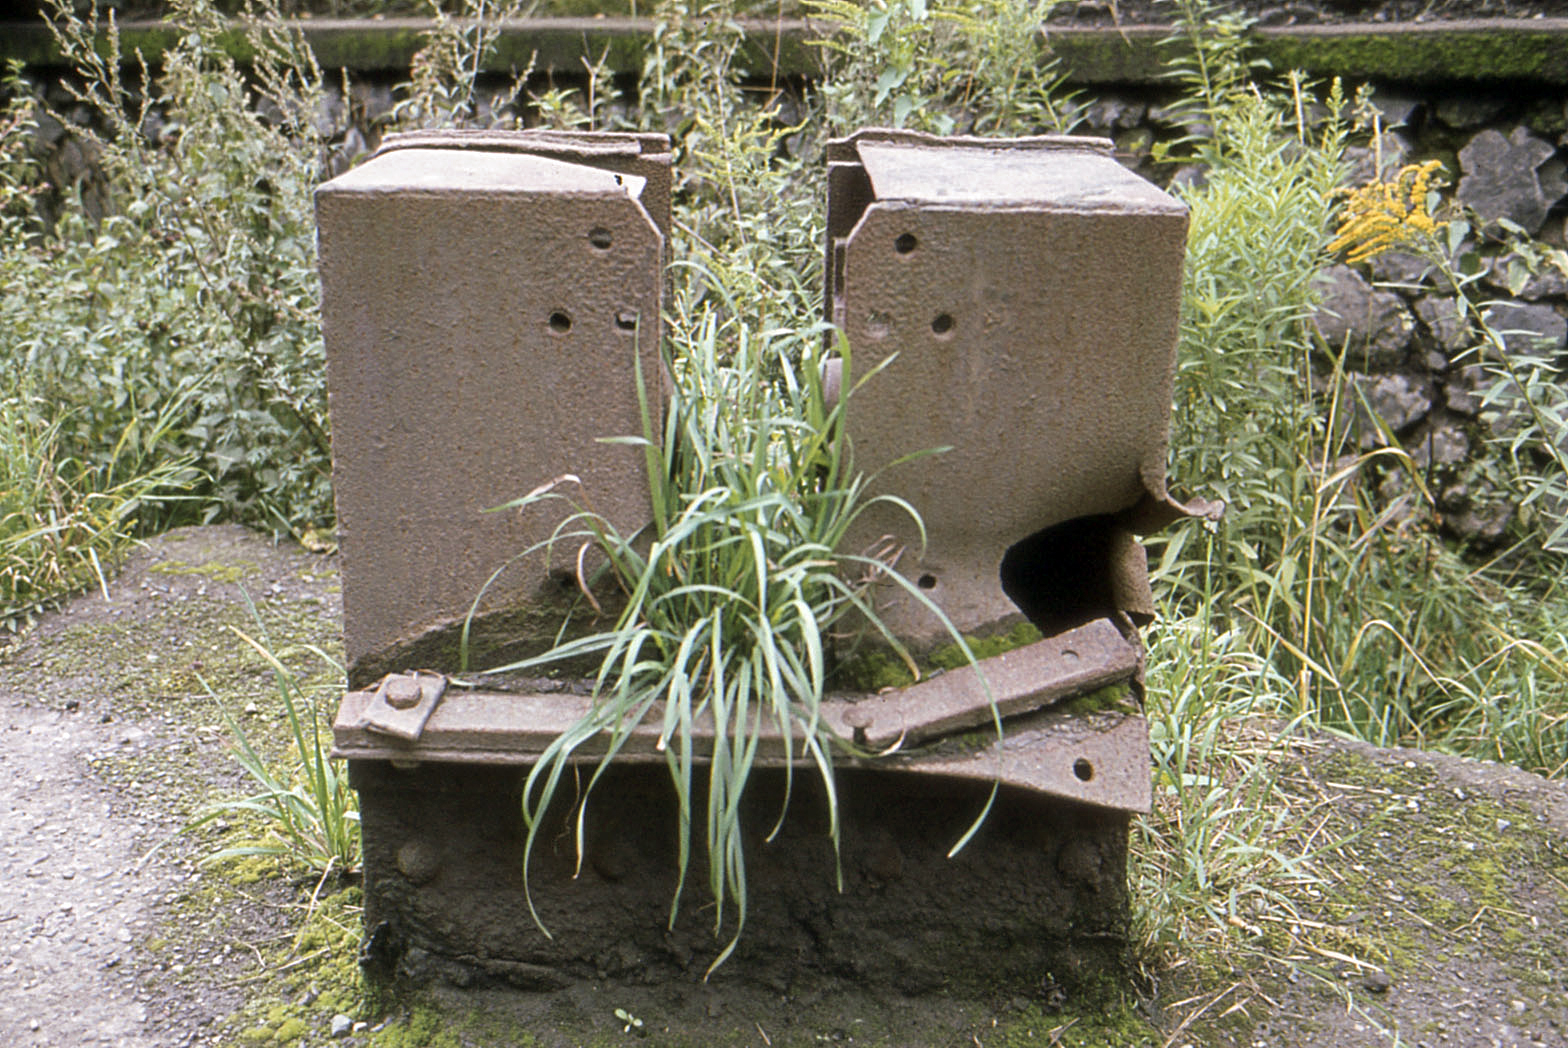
(316, 130, 669, 685)
(826, 130, 1194, 648)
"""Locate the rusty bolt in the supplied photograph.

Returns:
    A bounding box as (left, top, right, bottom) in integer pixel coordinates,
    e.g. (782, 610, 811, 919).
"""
(842, 706, 874, 746)
(385, 676, 423, 710)
(396, 840, 442, 885)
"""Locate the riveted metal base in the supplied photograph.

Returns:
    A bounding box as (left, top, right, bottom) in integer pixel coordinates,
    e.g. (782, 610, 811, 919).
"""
(352, 758, 1133, 997)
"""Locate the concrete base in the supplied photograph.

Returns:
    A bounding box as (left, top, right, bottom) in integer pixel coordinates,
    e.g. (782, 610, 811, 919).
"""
(352, 759, 1131, 998)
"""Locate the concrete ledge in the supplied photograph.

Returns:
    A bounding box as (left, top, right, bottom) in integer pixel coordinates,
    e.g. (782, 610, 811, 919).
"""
(6, 16, 1568, 84)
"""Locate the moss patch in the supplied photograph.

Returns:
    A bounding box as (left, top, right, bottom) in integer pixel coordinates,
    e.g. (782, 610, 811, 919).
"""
(832, 619, 1045, 693)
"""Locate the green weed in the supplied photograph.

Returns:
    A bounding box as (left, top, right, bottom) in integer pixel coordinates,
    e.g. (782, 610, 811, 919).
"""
(185, 596, 360, 878)
(470, 318, 983, 974)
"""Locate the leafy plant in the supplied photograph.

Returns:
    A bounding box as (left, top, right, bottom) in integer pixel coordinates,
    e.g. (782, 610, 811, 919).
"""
(469, 317, 979, 974)
(810, 0, 1077, 134)
(186, 606, 360, 878)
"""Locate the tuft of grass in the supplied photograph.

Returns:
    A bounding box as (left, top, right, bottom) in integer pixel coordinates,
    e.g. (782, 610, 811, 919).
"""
(184, 595, 360, 880)
(471, 317, 986, 974)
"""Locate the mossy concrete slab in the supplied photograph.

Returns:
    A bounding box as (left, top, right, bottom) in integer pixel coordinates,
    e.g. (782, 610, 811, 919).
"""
(7, 17, 1568, 84)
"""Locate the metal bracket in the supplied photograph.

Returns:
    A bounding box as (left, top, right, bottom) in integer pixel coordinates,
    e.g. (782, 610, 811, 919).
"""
(360, 671, 448, 742)
(333, 619, 1151, 812)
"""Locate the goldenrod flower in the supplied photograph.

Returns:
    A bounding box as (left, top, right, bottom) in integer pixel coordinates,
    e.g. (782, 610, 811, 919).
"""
(1328, 160, 1446, 264)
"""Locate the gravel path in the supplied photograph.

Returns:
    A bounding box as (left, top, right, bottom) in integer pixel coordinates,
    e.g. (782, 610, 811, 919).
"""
(0, 525, 342, 1046)
(0, 701, 172, 1046)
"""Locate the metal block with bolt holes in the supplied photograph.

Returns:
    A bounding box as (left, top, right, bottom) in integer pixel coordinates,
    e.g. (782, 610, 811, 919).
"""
(826, 129, 1209, 650)
(316, 130, 669, 687)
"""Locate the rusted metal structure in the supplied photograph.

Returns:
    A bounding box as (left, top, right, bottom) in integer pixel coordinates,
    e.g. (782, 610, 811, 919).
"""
(320, 128, 1200, 997)
(825, 128, 1198, 649)
(316, 128, 671, 688)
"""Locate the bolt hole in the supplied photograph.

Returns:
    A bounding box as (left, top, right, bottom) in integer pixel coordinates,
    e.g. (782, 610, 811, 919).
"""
(894, 233, 918, 254)
(931, 313, 954, 335)
(588, 227, 613, 249)
(614, 310, 639, 332)
(548, 311, 572, 334)
(1061, 648, 1079, 662)
(1073, 758, 1094, 782)
(917, 573, 937, 590)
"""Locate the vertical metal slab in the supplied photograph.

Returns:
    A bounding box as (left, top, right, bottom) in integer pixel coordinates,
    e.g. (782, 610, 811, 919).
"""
(826, 129, 1190, 648)
(317, 131, 667, 684)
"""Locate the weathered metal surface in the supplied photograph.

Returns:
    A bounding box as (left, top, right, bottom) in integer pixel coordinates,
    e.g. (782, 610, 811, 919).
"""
(823, 617, 1137, 748)
(333, 618, 1150, 812)
(351, 759, 1134, 997)
(826, 128, 1194, 649)
(375, 129, 673, 244)
(316, 130, 666, 686)
(360, 671, 449, 742)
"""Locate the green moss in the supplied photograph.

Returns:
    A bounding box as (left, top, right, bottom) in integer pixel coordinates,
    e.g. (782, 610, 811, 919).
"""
(831, 646, 918, 692)
(833, 620, 1046, 693)
(1056, 681, 1137, 717)
(1256, 25, 1568, 83)
(984, 995, 1157, 1047)
(272, 1017, 308, 1041)
(926, 620, 1045, 671)
(147, 557, 255, 584)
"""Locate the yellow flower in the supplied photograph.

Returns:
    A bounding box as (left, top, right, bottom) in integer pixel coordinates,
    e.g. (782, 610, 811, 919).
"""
(1328, 160, 1446, 264)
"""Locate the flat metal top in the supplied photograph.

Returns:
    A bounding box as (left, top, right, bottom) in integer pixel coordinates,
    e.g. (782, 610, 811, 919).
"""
(855, 140, 1185, 212)
(378, 129, 670, 158)
(319, 147, 647, 198)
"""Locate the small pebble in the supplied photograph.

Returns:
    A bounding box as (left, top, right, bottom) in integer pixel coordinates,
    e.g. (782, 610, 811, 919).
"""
(330, 1014, 354, 1038)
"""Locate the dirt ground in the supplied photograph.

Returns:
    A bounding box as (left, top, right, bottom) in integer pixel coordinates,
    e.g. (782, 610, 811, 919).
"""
(2, 524, 1567, 1047)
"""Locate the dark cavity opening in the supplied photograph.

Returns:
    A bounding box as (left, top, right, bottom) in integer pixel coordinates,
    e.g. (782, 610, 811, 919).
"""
(548, 311, 572, 334)
(1000, 514, 1132, 638)
(895, 233, 918, 254)
(931, 313, 954, 335)
(614, 310, 639, 332)
(588, 227, 613, 249)
(1073, 758, 1094, 782)
(917, 573, 937, 590)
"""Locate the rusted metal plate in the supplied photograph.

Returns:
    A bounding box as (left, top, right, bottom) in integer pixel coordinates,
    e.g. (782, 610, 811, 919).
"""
(359, 671, 449, 742)
(819, 617, 1137, 749)
(332, 619, 1149, 812)
(825, 128, 1191, 648)
(316, 131, 667, 686)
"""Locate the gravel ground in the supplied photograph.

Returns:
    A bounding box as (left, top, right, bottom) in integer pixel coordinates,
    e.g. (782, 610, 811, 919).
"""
(0, 525, 341, 1047)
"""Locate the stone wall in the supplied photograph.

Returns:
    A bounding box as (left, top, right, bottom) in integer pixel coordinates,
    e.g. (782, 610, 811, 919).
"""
(1078, 83, 1568, 546)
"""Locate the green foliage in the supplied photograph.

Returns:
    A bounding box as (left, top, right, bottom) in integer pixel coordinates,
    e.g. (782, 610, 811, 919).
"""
(3, 0, 337, 540)
(0, 84, 199, 626)
(810, 0, 1078, 134)
(1150, 2, 1568, 789)
(186, 608, 360, 877)
(473, 321, 977, 974)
